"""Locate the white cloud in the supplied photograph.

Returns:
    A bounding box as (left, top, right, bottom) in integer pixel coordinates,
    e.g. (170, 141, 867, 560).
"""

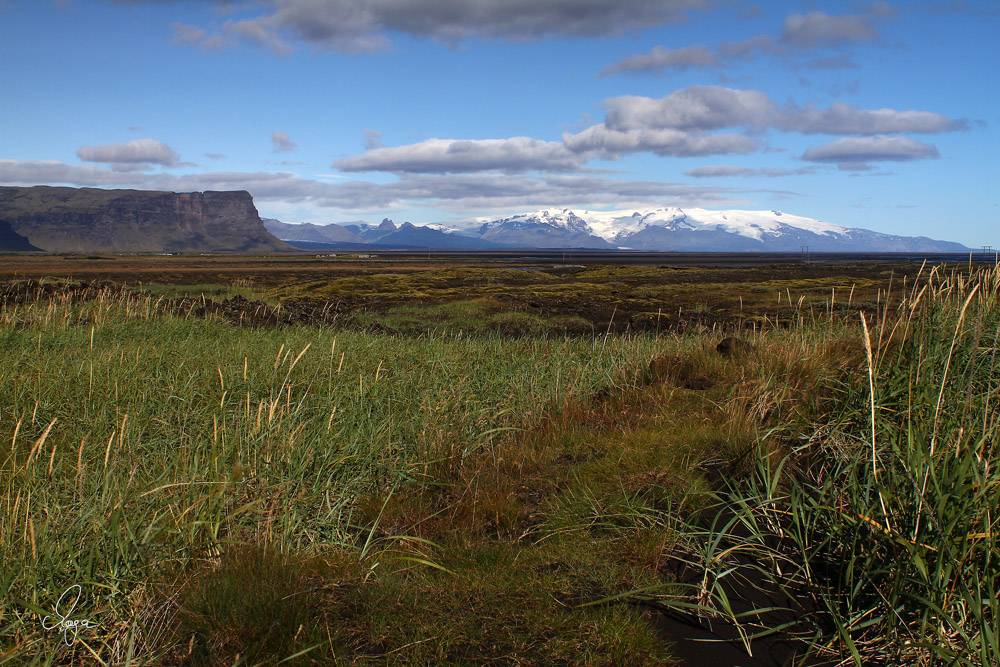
(800, 136, 940, 170)
(775, 102, 965, 134)
(76, 139, 180, 167)
(602, 87, 775, 132)
(333, 137, 585, 174)
(684, 164, 817, 178)
(362, 129, 383, 150)
(598, 86, 966, 137)
(602, 9, 886, 76)
(600, 45, 717, 76)
(330, 85, 966, 174)
(171, 23, 207, 45)
(780, 11, 879, 48)
(684, 165, 755, 178)
(562, 125, 757, 158)
(0, 160, 153, 187)
(271, 131, 298, 152)
(0, 158, 748, 213)
(169, 0, 708, 54)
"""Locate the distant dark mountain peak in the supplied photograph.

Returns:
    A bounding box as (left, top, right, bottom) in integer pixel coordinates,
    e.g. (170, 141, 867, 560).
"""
(263, 219, 362, 244)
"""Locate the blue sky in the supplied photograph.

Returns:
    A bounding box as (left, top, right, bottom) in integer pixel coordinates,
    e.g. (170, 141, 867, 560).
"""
(1, 0, 997, 246)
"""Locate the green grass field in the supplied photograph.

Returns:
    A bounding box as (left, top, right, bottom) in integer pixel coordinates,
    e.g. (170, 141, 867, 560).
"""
(1, 261, 997, 665)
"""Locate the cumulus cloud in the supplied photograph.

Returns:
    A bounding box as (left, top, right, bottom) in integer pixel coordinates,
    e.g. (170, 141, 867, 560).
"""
(332, 94, 765, 176)
(271, 131, 298, 152)
(168, 0, 707, 54)
(602, 86, 774, 132)
(171, 22, 229, 50)
(362, 129, 383, 150)
(0, 158, 747, 212)
(602, 9, 884, 76)
(802, 54, 859, 69)
(800, 136, 940, 170)
(600, 45, 717, 76)
(330, 85, 965, 174)
(684, 164, 817, 178)
(76, 139, 180, 168)
(780, 11, 879, 47)
(353, 173, 746, 212)
(597, 86, 966, 137)
(562, 125, 757, 158)
(775, 102, 966, 134)
(333, 137, 585, 174)
(171, 23, 207, 45)
(0, 160, 153, 187)
(683, 165, 756, 178)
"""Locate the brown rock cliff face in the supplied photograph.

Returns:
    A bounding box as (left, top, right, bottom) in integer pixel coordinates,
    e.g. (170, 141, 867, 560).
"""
(0, 186, 293, 253)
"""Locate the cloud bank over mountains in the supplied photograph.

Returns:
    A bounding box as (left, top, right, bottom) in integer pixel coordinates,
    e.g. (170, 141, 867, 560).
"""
(0, 159, 747, 212)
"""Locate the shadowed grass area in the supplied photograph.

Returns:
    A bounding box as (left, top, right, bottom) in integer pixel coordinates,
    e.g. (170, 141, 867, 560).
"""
(168, 545, 336, 666)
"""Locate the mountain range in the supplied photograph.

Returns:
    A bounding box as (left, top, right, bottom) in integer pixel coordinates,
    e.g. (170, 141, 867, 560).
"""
(0, 185, 967, 254)
(267, 207, 967, 253)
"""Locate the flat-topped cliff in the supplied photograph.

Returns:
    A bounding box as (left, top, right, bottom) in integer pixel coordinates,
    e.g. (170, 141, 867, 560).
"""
(0, 186, 292, 253)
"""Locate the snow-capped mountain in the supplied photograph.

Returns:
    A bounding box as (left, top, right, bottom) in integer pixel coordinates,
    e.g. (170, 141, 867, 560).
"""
(453, 208, 967, 252)
(471, 209, 615, 249)
(267, 208, 967, 252)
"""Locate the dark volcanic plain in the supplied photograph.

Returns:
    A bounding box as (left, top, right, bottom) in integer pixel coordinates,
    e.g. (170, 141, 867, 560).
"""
(2, 250, 992, 335)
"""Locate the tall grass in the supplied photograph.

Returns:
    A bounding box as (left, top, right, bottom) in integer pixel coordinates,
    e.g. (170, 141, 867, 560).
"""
(0, 286, 664, 664)
(7, 265, 996, 665)
(633, 264, 1000, 665)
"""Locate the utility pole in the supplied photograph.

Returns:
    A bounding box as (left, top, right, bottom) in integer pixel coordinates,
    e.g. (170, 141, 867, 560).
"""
(800, 245, 810, 263)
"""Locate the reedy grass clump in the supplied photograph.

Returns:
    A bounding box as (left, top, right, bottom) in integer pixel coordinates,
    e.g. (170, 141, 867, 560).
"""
(631, 264, 1000, 665)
